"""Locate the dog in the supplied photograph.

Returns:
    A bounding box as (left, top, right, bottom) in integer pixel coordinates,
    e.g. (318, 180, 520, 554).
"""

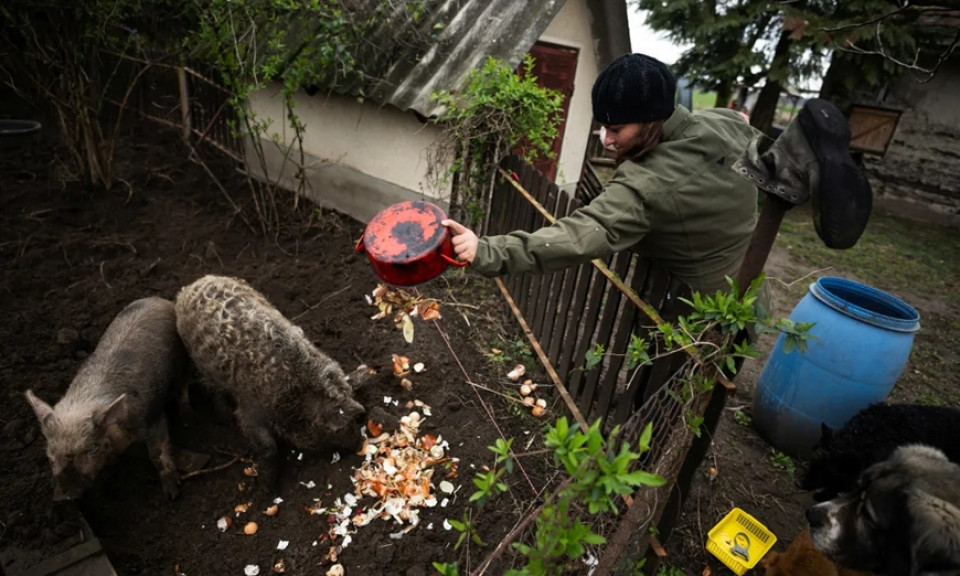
(803, 403, 960, 502)
(760, 527, 874, 576)
(806, 444, 960, 576)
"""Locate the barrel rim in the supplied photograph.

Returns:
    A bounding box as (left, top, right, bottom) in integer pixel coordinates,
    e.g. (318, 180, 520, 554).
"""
(810, 276, 920, 333)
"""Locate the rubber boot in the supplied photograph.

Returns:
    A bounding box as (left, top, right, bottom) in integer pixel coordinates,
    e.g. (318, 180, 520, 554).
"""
(733, 99, 873, 249)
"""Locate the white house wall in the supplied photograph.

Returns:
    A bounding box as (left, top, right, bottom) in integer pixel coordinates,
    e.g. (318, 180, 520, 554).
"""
(246, 0, 608, 223)
(247, 87, 449, 223)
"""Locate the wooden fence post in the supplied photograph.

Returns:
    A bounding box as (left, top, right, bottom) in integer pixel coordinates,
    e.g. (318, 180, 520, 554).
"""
(177, 66, 191, 142)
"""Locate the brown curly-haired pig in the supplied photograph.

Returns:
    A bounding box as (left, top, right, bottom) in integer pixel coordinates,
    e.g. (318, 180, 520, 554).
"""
(174, 275, 368, 489)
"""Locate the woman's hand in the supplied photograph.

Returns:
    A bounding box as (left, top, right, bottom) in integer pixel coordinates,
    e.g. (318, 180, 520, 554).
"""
(442, 219, 478, 264)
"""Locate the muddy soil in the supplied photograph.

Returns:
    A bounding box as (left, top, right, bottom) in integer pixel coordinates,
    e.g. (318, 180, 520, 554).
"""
(0, 126, 552, 576)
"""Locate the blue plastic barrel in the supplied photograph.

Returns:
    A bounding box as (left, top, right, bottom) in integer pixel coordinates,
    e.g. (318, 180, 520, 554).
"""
(753, 277, 920, 459)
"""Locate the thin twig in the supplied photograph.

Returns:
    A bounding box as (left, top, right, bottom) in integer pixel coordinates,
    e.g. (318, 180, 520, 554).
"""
(181, 457, 241, 480)
(291, 284, 352, 321)
(99, 261, 112, 289)
(509, 448, 553, 459)
(465, 381, 527, 405)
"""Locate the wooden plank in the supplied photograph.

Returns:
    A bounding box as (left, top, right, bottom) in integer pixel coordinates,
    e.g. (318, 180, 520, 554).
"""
(530, 185, 562, 334)
(515, 163, 541, 314)
(577, 251, 633, 418)
(849, 105, 901, 155)
(616, 267, 672, 411)
(565, 255, 614, 402)
(595, 256, 647, 424)
(2, 513, 118, 576)
(536, 190, 575, 356)
(556, 263, 596, 383)
(522, 171, 554, 322)
(612, 259, 655, 424)
(546, 263, 583, 367)
(490, 156, 519, 235)
(504, 161, 527, 297)
(576, 162, 605, 204)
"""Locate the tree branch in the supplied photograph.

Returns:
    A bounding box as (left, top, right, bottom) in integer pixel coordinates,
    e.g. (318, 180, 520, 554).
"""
(839, 21, 960, 82)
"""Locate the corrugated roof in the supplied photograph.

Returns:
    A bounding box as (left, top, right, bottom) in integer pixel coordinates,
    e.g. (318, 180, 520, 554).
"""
(337, 0, 567, 117)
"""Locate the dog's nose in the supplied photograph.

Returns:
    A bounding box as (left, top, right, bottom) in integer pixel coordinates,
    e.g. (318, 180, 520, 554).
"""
(806, 504, 826, 527)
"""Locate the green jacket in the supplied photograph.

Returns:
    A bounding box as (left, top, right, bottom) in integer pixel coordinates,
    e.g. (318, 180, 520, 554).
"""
(472, 106, 760, 294)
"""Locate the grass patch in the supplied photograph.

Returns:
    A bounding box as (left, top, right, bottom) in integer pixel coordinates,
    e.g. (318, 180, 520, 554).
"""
(775, 208, 960, 405)
(692, 90, 717, 111)
(776, 209, 960, 309)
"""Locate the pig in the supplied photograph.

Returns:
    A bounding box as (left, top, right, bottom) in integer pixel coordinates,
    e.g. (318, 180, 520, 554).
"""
(25, 297, 187, 501)
(173, 275, 368, 488)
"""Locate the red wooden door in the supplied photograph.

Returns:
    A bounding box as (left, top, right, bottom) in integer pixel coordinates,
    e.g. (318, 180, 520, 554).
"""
(517, 42, 579, 182)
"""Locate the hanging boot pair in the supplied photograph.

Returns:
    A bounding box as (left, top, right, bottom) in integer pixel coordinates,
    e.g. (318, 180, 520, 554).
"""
(733, 98, 873, 249)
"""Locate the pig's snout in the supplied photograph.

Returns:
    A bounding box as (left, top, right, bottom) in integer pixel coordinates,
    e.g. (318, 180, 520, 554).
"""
(52, 479, 84, 502)
(51, 468, 93, 501)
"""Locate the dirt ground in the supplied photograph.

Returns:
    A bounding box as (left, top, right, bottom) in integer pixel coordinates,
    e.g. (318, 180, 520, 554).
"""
(2, 120, 957, 576)
(0, 126, 558, 576)
(664, 209, 960, 576)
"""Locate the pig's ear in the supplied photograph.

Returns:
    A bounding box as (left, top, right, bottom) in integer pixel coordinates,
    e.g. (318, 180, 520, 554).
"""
(93, 394, 128, 429)
(344, 364, 375, 391)
(321, 399, 364, 429)
(25, 390, 55, 427)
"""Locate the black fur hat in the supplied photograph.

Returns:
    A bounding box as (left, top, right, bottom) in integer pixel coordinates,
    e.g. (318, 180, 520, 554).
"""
(592, 53, 676, 125)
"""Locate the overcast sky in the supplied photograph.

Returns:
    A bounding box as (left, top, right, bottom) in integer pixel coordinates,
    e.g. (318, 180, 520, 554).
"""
(627, 8, 690, 65)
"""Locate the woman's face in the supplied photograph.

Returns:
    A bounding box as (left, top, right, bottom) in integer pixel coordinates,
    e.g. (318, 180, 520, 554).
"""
(601, 122, 644, 154)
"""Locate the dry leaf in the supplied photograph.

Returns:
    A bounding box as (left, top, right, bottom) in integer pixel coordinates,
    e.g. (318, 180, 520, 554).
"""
(368, 420, 383, 436)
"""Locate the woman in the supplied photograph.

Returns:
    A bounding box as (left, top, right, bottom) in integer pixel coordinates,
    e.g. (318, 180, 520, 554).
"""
(442, 53, 871, 295)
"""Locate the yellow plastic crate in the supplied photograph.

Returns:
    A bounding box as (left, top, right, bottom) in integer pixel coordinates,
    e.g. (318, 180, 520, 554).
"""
(705, 508, 777, 575)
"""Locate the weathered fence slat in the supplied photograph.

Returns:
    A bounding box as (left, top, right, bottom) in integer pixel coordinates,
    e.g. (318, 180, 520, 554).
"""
(546, 263, 585, 367)
(578, 251, 634, 419)
(555, 263, 595, 382)
(565, 257, 613, 400)
(522, 171, 554, 323)
(540, 192, 580, 364)
(515, 164, 542, 316)
(530, 187, 563, 335)
(594, 257, 648, 423)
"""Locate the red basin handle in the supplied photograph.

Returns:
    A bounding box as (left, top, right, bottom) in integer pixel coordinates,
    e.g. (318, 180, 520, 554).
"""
(355, 237, 365, 253)
(441, 254, 468, 268)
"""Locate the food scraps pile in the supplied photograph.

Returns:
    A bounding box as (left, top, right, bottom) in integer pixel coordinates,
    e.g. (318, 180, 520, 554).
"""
(366, 284, 441, 343)
(315, 400, 458, 567)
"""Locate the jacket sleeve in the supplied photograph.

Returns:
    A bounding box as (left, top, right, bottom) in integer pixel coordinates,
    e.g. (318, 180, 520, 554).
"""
(470, 181, 651, 277)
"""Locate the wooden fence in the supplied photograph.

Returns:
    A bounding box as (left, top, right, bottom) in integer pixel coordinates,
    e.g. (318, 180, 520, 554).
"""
(485, 155, 734, 574)
(99, 51, 242, 162)
(486, 155, 696, 429)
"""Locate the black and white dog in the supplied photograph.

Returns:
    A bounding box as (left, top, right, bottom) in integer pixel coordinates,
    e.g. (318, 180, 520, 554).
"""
(806, 444, 960, 576)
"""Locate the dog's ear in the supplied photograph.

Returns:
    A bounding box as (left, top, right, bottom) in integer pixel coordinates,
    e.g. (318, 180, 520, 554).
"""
(907, 488, 960, 575)
(758, 550, 780, 574)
